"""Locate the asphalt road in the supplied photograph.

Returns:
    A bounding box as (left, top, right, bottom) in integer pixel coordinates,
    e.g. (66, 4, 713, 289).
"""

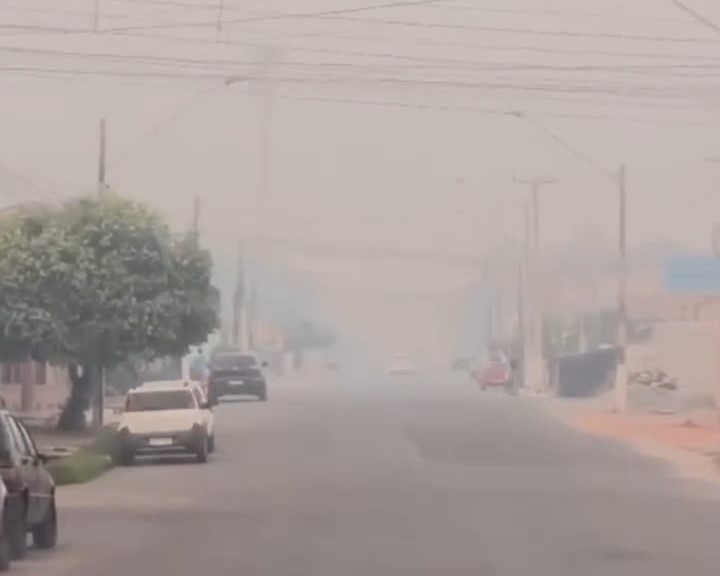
(20, 375, 720, 576)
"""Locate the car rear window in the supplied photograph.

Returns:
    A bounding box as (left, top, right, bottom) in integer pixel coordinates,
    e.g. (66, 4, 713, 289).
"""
(126, 390, 195, 412)
(211, 354, 256, 370)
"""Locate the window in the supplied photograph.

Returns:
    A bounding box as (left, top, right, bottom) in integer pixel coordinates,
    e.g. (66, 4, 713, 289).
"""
(0, 418, 10, 461)
(210, 354, 256, 370)
(1, 363, 22, 385)
(125, 390, 195, 412)
(0, 362, 42, 385)
(5, 417, 31, 460)
(13, 418, 37, 458)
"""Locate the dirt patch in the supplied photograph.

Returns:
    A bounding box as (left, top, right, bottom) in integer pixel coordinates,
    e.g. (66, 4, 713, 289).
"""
(557, 401, 720, 483)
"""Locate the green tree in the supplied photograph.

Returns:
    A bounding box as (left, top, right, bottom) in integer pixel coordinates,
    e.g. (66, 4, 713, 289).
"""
(0, 195, 219, 430)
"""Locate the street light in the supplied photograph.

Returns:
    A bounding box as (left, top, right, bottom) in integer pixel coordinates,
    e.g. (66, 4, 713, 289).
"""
(224, 76, 252, 87)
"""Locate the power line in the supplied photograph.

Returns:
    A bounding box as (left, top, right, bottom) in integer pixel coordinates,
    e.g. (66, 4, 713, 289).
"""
(316, 15, 720, 45)
(3, 60, 711, 116)
(97, 0, 452, 33)
(0, 4, 128, 21)
(5, 63, 720, 105)
(421, 2, 685, 24)
(0, 158, 76, 204)
(280, 93, 707, 125)
(100, 27, 720, 65)
(669, 0, 720, 35)
(7, 44, 720, 77)
(102, 0, 256, 13)
(109, 85, 222, 172)
(1, 0, 710, 46)
(519, 113, 615, 180)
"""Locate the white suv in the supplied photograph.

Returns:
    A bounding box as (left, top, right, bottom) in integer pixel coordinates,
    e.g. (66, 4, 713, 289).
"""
(116, 380, 215, 466)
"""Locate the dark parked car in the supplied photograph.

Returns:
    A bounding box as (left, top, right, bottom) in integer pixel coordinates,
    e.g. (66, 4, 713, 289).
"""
(208, 351, 268, 403)
(0, 411, 57, 560)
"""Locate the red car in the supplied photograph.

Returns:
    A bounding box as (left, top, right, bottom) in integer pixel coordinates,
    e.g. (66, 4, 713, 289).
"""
(475, 354, 513, 392)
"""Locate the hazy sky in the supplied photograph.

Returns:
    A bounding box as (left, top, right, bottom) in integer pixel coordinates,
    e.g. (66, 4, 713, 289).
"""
(2, 0, 720, 357)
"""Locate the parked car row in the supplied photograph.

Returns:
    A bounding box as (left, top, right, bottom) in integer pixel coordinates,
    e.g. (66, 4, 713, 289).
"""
(114, 350, 270, 467)
(0, 349, 272, 571)
(0, 410, 58, 571)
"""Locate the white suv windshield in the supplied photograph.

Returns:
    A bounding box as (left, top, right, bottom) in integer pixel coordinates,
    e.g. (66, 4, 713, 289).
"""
(126, 390, 195, 412)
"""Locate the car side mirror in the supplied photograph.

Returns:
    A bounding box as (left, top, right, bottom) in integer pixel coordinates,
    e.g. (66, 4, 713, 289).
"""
(36, 451, 65, 465)
(201, 401, 212, 410)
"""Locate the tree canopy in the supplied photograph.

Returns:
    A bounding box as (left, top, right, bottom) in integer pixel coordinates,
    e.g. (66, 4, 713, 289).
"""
(0, 194, 219, 428)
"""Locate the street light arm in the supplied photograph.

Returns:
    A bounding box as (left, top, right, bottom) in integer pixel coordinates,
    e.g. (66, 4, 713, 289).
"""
(225, 76, 251, 86)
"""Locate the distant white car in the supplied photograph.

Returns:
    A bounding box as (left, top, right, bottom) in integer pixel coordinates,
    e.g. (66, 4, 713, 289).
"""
(387, 353, 416, 375)
(116, 380, 214, 466)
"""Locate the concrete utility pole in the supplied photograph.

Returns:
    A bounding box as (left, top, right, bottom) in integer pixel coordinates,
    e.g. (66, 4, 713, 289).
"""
(191, 196, 201, 236)
(256, 47, 281, 238)
(515, 176, 555, 393)
(94, 0, 100, 32)
(225, 48, 283, 354)
(232, 241, 248, 352)
(248, 283, 257, 352)
(615, 164, 628, 412)
(97, 118, 107, 196)
(215, 0, 225, 39)
(249, 47, 281, 353)
(520, 202, 533, 391)
(484, 261, 495, 349)
(95, 118, 108, 427)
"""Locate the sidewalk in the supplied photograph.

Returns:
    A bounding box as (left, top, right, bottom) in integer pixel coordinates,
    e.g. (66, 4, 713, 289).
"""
(555, 396, 720, 481)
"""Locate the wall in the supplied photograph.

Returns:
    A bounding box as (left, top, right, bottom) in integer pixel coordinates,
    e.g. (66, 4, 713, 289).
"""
(628, 321, 720, 409)
(0, 363, 71, 416)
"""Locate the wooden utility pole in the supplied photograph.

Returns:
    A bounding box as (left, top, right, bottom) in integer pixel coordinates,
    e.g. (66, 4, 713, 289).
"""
(615, 164, 628, 412)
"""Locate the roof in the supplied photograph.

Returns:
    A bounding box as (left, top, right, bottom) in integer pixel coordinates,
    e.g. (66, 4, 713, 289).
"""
(132, 380, 197, 393)
(212, 349, 257, 358)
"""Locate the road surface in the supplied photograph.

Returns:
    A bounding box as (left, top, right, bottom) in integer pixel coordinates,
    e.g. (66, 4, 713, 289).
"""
(21, 376, 720, 575)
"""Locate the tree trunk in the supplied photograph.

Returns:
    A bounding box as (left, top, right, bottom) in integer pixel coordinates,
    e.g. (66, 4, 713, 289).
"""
(20, 362, 35, 413)
(57, 364, 94, 431)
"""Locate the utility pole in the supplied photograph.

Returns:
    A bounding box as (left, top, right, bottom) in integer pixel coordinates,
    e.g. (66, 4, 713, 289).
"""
(225, 48, 282, 354)
(97, 118, 107, 196)
(95, 118, 107, 427)
(232, 242, 248, 351)
(215, 0, 225, 40)
(521, 201, 532, 391)
(248, 283, 257, 352)
(515, 176, 555, 393)
(191, 196, 201, 236)
(256, 47, 280, 238)
(94, 0, 100, 32)
(485, 261, 495, 349)
(248, 47, 281, 354)
(615, 164, 628, 412)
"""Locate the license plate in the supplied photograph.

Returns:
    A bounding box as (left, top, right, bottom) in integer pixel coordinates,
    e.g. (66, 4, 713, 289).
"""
(149, 438, 172, 447)
(229, 380, 244, 385)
